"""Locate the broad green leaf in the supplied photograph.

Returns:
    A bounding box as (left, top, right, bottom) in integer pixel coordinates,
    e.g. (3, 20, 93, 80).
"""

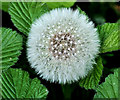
(0, 2, 10, 12)
(0, 28, 23, 70)
(1, 68, 48, 99)
(97, 23, 120, 53)
(79, 57, 103, 90)
(94, 69, 119, 98)
(9, 1, 49, 36)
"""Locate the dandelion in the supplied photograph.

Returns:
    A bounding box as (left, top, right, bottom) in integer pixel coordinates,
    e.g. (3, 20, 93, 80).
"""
(27, 8, 100, 84)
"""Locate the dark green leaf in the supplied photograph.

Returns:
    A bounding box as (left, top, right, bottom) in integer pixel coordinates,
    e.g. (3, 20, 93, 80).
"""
(1, 68, 48, 99)
(94, 69, 119, 98)
(0, 2, 10, 12)
(0, 28, 23, 70)
(9, 1, 49, 36)
(79, 57, 103, 90)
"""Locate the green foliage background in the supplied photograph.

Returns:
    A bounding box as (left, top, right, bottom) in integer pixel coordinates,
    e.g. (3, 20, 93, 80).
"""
(0, 1, 120, 100)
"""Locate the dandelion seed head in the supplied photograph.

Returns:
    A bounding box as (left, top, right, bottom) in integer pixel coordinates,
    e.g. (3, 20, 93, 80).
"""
(27, 8, 100, 84)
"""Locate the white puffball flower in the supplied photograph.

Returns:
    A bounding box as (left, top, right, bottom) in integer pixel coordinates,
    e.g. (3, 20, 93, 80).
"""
(27, 8, 100, 84)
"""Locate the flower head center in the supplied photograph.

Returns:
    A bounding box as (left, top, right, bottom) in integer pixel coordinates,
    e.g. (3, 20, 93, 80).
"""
(49, 33, 76, 60)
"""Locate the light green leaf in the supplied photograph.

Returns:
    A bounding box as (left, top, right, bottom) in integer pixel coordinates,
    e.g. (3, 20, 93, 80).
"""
(1, 68, 48, 99)
(97, 23, 120, 53)
(79, 57, 103, 90)
(42, 0, 76, 9)
(9, 1, 49, 36)
(94, 69, 119, 98)
(45, 1, 76, 9)
(0, 28, 23, 70)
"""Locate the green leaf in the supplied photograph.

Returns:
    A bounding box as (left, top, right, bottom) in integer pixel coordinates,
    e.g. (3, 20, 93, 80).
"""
(0, 28, 23, 70)
(97, 23, 120, 53)
(94, 69, 119, 98)
(9, 1, 49, 36)
(0, 2, 10, 12)
(77, 7, 89, 20)
(42, 0, 76, 9)
(1, 68, 48, 99)
(77, 7, 87, 16)
(61, 84, 76, 99)
(45, 1, 76, 9)
(79, 57, 103, 90)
